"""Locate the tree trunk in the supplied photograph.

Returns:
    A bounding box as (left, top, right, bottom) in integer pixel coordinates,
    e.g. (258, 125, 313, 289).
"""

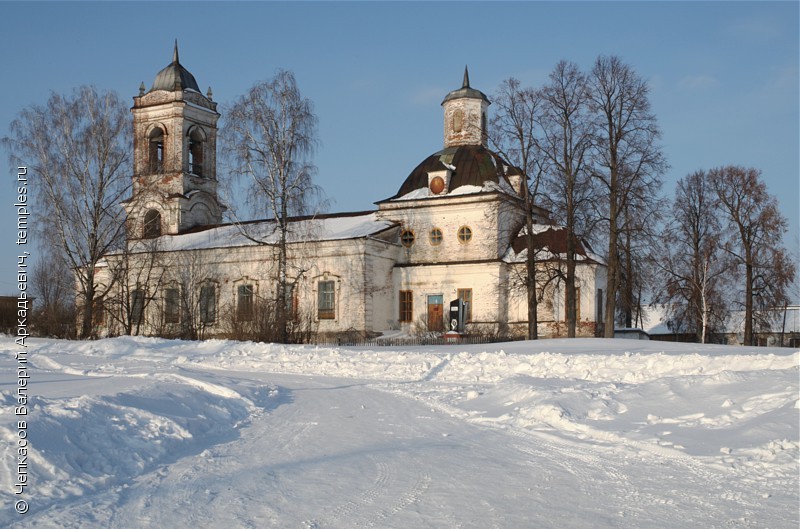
(744, 259, 754, 346)
(604, 194, 619, 338)
(623, 230, 634, 328)
(525, 189, 538, 340)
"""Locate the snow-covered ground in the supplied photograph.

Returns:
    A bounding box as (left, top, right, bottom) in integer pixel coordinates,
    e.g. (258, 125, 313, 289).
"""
(1, 336, 797, 528)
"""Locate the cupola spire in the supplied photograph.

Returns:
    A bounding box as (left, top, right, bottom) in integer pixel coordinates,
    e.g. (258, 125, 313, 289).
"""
(442, 67, 490, 148)
(173, 39, 179, 64)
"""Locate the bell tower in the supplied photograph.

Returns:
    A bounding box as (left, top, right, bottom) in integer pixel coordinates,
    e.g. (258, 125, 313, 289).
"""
(125, 41, 224, 239)
(441, 66, 490, 148)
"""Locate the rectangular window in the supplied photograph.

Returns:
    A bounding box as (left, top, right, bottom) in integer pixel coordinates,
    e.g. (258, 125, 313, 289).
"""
(131, 289, 145, 326)
(285, 283, 297, 321)
(318, 280, 335, 320)
(93, 295, 105, 326)
(457, 288, 473, 322)
(399, 290, 413, 322)
(237, 284, 254, 321)
(163, 288, 180, 324)
(150, 141, 164, 173)
(189, 141, 203, 177)
(199, 285, 216, 324)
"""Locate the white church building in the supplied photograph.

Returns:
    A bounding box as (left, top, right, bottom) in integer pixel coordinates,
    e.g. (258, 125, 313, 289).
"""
(94, 48, 607, 340)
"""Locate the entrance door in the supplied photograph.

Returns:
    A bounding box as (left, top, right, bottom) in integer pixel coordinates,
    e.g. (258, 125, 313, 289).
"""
(427, 295, 444, 332)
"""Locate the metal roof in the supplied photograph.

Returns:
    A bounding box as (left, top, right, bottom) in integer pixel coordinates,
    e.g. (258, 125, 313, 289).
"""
(150, 41, 201, 93)
(387, 144, 522, 200)
(441, 66, 489, 104)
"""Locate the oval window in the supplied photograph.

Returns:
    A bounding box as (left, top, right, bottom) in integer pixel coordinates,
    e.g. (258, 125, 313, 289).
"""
(457, 226, 472, 244)
(400, 230, 415, 248)
(429, 228, 443, 246)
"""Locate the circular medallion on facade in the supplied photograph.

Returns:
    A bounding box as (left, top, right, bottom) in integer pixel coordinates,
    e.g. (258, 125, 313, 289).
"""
(429, 176, 445, 194)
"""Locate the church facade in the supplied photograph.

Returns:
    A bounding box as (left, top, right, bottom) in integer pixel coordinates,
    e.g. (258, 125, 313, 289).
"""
(93, 49, 607, 340)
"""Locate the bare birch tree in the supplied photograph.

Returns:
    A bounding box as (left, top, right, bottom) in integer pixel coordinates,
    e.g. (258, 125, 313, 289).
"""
(709, 165, 795, 345)
(103, 238, 167, 336)
(658, 170, 731, 343)
(538, 60, 598, 337)
(587, 56, 666, 337)
(3, 86, 130, 339)
(222, 70, 325, 343)
(489, 78, 545, 339)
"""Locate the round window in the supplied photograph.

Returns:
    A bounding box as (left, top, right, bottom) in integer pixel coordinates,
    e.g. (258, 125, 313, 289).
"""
(457, 226, 472, 244)
(429, 228, 443, 246)
(429, 176, 445, 194)
(400, 230, 415, 248)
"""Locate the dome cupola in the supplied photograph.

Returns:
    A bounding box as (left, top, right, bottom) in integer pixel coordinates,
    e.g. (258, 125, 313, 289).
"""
(441, 66, 490, 149)
(150, 40, 201, 93)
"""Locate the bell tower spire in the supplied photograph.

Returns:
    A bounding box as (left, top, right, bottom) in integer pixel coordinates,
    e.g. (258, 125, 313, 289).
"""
(125, 44, 224, 239)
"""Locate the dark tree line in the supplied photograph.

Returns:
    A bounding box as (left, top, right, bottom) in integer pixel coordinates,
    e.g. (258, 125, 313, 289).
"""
(491, 55, 665, 339)
(659, 167, 795, 345)
(491, 56, 793, 342)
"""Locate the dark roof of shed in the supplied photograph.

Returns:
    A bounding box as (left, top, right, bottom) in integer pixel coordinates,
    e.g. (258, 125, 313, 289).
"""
(510, 226, 597, 262)
(386, 144, 522, 200)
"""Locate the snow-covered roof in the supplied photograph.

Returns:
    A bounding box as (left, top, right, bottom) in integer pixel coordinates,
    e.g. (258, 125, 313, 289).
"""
(382, 144, 522, 202)
(131, 211, 396, 252)
(391, 180, 515, 202)
(503, 225, 606, 265)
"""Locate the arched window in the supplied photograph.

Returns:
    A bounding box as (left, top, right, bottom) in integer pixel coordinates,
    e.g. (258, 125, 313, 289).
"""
(188, 128, 205, 177)
(149, 128, 165, 173)
(143, 209, 161, 238)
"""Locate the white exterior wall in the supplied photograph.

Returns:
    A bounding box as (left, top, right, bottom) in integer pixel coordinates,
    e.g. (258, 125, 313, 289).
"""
(96, 234, 399, 338)
(378, 193, 523, 265)
(393, 262, 505, 331)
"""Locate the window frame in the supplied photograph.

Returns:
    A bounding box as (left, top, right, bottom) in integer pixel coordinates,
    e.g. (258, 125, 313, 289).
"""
(164, 287, 180, 324)
(429, 228, 443, 246)
(148, 128, 165, 174)
(143, 209, 162, 239)
(237, 284, 255, 322)
(399, 290, 413, 323)
(457, 288, 473, 322)
(188, 128, 205, 177)
(457, 225, 473, 244)
(131, 289, 145, 326)
(318, 280, 336, 320)
(199, 283, 217, 325)
(400, 229, 415, 248)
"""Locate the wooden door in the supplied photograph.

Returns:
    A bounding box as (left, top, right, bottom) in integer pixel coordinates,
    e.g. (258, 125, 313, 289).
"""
(427, 295, 444, 332)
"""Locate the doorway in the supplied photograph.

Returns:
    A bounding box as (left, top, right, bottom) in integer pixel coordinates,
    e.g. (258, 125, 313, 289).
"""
(427, 295, 444, 332)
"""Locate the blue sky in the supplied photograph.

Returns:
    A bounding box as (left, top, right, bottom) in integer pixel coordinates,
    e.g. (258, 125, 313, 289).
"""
(1, 1, 798, 299)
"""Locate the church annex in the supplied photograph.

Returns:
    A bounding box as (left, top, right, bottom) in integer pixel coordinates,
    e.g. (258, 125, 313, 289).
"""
(93, 48, 607, 340)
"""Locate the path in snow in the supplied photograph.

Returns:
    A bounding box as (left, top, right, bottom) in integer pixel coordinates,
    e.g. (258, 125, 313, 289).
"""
(2, 337, 797, 528)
